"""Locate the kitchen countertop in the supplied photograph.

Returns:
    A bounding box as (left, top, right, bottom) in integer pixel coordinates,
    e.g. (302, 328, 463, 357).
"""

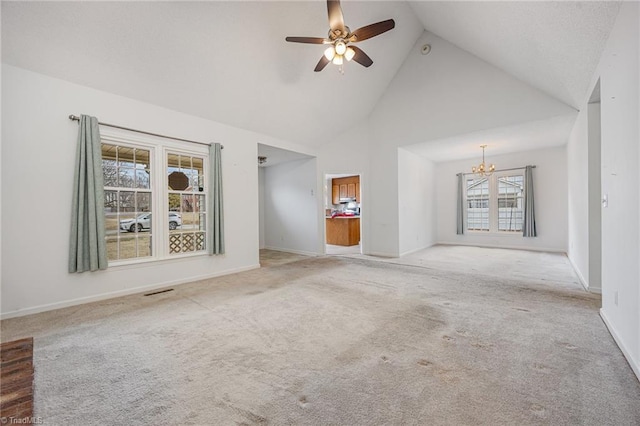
(326, 216, 360, 219)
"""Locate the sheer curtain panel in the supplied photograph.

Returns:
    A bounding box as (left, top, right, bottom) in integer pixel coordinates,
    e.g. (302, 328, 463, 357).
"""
(523, 165, 537, 237)
(69, 115, 107, 272)
(208, 143, 225, 254)
(456, 173, 464, 235)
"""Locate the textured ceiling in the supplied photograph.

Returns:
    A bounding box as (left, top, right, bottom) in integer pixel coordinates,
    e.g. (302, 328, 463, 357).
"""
(408, 1, 621, 109)
(1, 1, 622, 151)
(1, 1, 424, 146)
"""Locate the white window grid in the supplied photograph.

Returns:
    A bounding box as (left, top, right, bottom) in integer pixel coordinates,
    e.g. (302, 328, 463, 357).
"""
(464, 171, 526, 234)
(100, 132, 209, 266)
(166, 152, 207, 255)
(103, 143, 154, 262)
(466, 177, 490, 231)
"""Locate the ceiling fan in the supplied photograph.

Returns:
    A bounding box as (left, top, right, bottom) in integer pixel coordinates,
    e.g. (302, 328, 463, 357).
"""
(285, 0, 395, 72)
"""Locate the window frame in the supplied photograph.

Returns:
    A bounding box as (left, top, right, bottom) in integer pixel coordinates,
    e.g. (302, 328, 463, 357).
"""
(101, 131, 209, 267)
(464, 170, 526, 236)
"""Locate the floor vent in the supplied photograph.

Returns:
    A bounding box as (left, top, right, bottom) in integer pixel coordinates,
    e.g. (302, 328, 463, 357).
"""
(144, 288, 174, 296)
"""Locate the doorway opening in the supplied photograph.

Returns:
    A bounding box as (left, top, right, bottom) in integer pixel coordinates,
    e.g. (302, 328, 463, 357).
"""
(258, 144, 316, 266)
(324, 173, 362, 255)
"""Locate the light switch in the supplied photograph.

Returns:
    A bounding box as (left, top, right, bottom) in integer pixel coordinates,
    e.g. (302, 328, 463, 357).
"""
(602, 194, 608, 208)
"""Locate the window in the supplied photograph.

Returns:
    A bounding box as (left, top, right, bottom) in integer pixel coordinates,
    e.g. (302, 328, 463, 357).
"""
(465, 172, 525, 234)
(101, 137, 208, 264)
(103, 144, 153, 261)
(497, 175, 524, 232)
(167, 153, 206, 254)
(466, 177, 490, 231)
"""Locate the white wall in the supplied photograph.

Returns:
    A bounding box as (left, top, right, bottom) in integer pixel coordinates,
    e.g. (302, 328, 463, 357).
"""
(368, 31, 575, 147)
(436, 146, 568, 252)
(263, 158, 319, 255)
(586, 2, 639, 379)
(567, 107, 591, 286)
(258, 167, 266, 250)
(398, 148, 437, 255)
(0, 65, 302, 318)
(587, 102, 602, 292)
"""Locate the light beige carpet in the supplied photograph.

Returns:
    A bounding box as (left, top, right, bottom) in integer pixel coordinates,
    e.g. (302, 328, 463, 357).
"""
(2, 246, 639, 425)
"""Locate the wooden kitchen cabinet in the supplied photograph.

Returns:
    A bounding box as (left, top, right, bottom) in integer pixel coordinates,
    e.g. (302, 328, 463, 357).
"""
(326, 217, 360, 246)
(331, 176, 360, 203)
(339, 184, 348, 199)
(347, 183, 356, 199)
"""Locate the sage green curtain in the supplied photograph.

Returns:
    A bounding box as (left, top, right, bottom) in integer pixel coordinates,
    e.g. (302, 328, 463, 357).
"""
(208, 143, 225, 254)
(69, 115, 107, 272)
(523, 165, 537, 237)
(456, 173, 464, 235)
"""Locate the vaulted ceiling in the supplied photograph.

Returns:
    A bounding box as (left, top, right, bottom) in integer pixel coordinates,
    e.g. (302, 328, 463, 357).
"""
(1, 1, 621, 153)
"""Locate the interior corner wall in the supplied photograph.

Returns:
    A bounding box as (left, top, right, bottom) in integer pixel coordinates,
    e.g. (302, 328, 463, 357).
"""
(567, 107, 591, 289)
(398, 148, 437, 256)
(368, 144, 400, 257)
(587, 102, 602, 292)
(593, 1, 640, 379)
(262, 158, 319, 256)
(436, 146, 568, 252)
(258, 167, 266, 250)
(0, 64, 286, 318)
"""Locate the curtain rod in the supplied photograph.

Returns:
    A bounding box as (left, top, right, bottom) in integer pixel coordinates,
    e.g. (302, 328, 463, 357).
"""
(68, 115, 223, 149)
(457, 165, 535, 176)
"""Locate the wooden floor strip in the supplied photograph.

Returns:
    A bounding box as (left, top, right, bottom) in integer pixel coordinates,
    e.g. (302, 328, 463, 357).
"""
(0, 337, 34, 423)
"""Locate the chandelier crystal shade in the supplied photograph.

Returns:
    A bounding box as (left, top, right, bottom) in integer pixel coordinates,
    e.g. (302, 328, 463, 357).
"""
(472, 145, 495, 176)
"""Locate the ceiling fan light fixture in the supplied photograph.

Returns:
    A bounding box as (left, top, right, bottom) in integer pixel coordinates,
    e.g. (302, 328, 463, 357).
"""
(324, 46, 336, 61)
(344, 47, 355, 61)
(284, 0, 396, 72)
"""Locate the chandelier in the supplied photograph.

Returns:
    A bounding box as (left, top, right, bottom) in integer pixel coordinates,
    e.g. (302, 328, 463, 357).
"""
(472, 145, 495, 176)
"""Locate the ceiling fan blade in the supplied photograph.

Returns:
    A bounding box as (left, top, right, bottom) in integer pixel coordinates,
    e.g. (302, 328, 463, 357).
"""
(349, 46, 373, 68)
(350, 19, 395, 42)
(327, 0, 346, 33)
(285, 36, 327, 44)
(314, 55, 331, 72)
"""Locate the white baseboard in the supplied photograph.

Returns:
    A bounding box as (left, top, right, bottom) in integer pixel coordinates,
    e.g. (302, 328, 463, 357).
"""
(567, 255, 589, 291)
(0, 264, 260, 320)
(399, 242, 435, 257)
(364, 251, 397, 258)
(566, 255, 602, 294)
(437, 241, 566, 254)
(600, 309, 640, 382)
(263, 246, 318, 257)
